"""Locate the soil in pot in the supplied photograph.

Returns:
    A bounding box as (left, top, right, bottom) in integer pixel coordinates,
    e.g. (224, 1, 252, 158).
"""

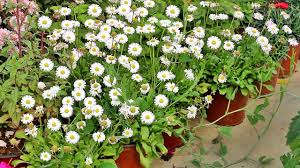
(207, 91, 248, 126)
(0, 129, 25, 168)
(279, 45, 300, 78)
(115, 145, 142, 168)
(256, 70, 279, 96)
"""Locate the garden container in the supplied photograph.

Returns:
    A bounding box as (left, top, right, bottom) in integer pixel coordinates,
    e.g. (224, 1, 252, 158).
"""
(279, 45, 300, 78)
(0, 154, 25, 168)
(207, 91, 248, 126)
(162, 132, 183, 150)
(256, 70, 279, 96)
(115, 145, 142, 168)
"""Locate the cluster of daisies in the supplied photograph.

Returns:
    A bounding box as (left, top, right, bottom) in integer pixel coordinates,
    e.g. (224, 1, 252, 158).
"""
(19, 0, 299, 164)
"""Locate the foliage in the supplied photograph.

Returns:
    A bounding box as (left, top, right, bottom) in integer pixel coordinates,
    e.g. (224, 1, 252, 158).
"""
(281, 111, 300, 167)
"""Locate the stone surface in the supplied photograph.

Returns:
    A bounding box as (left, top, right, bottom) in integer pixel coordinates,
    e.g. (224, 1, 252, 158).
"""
(153, 63, 300, 168)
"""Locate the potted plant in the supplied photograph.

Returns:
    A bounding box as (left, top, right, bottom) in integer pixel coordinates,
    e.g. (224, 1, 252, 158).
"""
(188, 1, 278, 126)
(0, 0, 41, 167)
(13, 1, 210, 167)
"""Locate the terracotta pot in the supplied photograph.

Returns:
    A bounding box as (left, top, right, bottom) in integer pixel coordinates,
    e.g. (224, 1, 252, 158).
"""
(115, 145, 142, 168)
(279, 45, 300, 77)
(162, 132, 183, 150)
(0, 154, 25, 168)
(207, 91, 248, 126)
(256, 70, 279, 96)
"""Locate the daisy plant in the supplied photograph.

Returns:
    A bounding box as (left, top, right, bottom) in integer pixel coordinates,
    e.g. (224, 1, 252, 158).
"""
(0, 0, 41, 127)
(15, 0, 210, 167)
(189, 1, 291, 99)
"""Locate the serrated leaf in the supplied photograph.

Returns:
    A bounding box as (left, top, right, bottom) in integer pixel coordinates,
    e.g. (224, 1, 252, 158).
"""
(141, 126, 149, 140)
(218, 127, 232, 137)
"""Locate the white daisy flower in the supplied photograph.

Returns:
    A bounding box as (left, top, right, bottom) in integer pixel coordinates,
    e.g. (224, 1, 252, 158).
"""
(281, 11, 290, 20)
(92, 131, 105, 143)
(127, 106, 140, 116)
(88, 4, 102, 17)
(136, 7, 149, 17)
(89, 46, 100, 56)
(147, 38, 160, 47)
(72, 88, 86, 101)
(166, 5, 180, 18)
(205, 95, 213, 104)
(82, 107, 94, 119)
(261, 43, 272, 54)
(25, 125, 38, 137)
(38, 16, 52, 29)
(144, 0, 155, 8)
(232, 34, 242, 42)
(56, 66, 70, 79)
(76, 121, 86, 130)
(207, 36, 221, 49)
(117, 5, 131, 16)
(218, 73, 227, 83)
(85, 157, 93, 165)
(154, 94, 169, 108)
(193, 26, 205, 38)
(129, 60, 140, 73)
(282, 25, 292, 34)
(84, 19, 96, 29)
(62, 96, 74, 106)
(141, 111, 155, 125)
(21, 95, 35, 109)
(131, 74, 143, 82)
(47, 118, 61, 132)
(74, 80, 86, 89)
(160, 56, 171, 66)
(256, 36, 269, 46)
(184, 69, 195, 80)
(267, 24, 279, 35)
(93, 105, 104, 117)
(84, 97, 96, 107)
(165, 82, 179, 93)
(187, 105, 197, 119)
(233, 11, 244, 19)
(115, 34, 128, 44)
(245, 27, 260, 37)
(223, 41, 235, 51)
(103, 75, 117, 87)
(60, 105, 73, 118)
(122, 128, 133, 138)
(21, 113, 34, 124)
(65, 131, 80, 144)
(140, 83, 150, 94)
(40, 152, 51, 161)
(160, 19, 172, 27)
(251, 3, 261, 9)
(128, 43, 142, 56)
(39, 58, 54, 72)
(157, 70, 175, 81)
(253, 12, 264, 20)
(60, 7, 71, 16)
(288, 38, 299, 47)
(97, 32, 111, 43)
(123, 26, 135, 34)
(37, 82, 46, 90)
(90, 63, 105, 76)
(62, 31, 75, 43)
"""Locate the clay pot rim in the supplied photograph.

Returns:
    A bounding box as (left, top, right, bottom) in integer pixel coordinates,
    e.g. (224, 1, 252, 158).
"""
(0, 154, 20, 159)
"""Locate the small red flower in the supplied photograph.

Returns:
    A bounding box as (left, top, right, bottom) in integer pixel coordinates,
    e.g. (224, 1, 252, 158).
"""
(274, 2, 289, 9)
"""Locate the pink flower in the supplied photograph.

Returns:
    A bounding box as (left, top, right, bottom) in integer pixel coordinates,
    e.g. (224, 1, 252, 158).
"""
(0, 162, 13, 168)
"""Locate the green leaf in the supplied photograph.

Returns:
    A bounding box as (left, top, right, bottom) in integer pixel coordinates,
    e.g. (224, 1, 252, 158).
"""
(99, 159, 117, 168)
(218, 127, 232, 137)
(156, 143, 168, 154)
(141, 126, 149, 140)
(287, 111, 300, 149)
(258, 156, 274, 166)
(219, 142, 228, 157)
(0, 114, 10, 124)
(102, 146, 117, 157)
(15, 129, 27, 139)
(12, 160, 27, 167)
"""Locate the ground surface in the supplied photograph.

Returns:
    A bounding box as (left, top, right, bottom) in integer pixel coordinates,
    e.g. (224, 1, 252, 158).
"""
(153, 63, 300, 168)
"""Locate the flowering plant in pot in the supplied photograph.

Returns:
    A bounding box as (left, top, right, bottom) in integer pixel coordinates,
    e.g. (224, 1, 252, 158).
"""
(258, 3, 299, 77)
(13, 0, 210, 167)
(0, 0, 41, 167)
